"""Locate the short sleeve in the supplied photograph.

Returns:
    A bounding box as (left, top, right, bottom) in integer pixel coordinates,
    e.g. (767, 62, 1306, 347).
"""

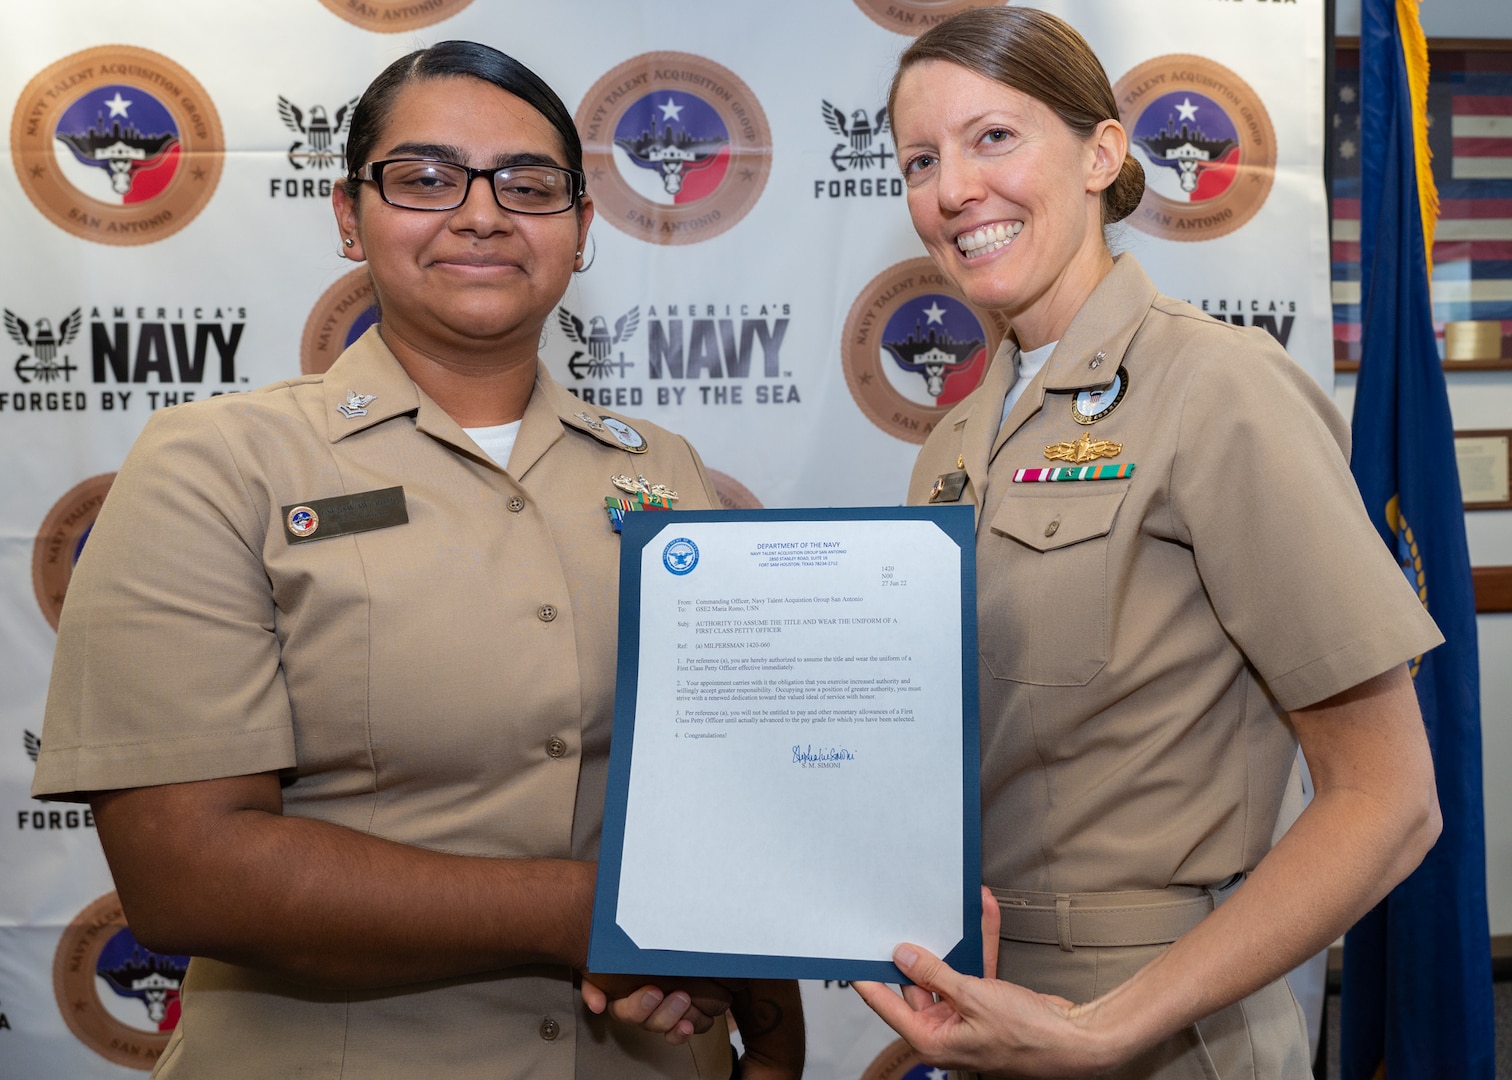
(32, 404, 297, 800)
(1169, 329, 1442, 710)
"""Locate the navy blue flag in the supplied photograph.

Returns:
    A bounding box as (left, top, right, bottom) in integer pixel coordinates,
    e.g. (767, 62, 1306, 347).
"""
(1341, 1, 1495, 1077)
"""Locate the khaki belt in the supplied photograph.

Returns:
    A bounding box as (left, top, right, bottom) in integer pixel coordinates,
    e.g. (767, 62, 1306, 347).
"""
(991, 874, 1244, 952)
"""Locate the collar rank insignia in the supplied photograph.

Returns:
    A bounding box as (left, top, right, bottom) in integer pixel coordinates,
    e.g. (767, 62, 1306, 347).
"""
(574, 411, 606, 431)
(1072, 366, 1128, 425)
(1045, 432, 1123, 464)
(337, 390, 376, 418)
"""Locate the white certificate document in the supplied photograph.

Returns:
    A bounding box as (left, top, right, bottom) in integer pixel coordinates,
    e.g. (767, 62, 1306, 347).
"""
(590, 506, 981, 981)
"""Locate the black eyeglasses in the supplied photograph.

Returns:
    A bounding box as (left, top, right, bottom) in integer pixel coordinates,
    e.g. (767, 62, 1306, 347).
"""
(352, 158, 585, 215)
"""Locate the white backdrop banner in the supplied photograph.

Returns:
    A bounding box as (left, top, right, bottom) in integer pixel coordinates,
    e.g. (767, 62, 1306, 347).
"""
(0, 1, 1327, 1075)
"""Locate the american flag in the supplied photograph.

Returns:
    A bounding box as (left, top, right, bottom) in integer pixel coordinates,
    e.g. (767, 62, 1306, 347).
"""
(1332, 46, 1512, 363)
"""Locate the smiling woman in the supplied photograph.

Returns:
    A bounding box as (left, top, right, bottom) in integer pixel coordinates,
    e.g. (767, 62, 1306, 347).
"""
(886, 14, 1143, 352)
(852, 8, 1445, 1080)
(332, 56, 590, 423)
(30, 40, 802, 1080)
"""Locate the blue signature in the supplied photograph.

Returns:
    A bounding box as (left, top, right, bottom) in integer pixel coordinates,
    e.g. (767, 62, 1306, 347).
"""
(791, 744, 856, 764)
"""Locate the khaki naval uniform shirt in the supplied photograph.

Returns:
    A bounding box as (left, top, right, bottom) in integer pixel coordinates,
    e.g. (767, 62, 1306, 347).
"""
(908, 256, 1441, 1079)
(33, 328, 733, 1080)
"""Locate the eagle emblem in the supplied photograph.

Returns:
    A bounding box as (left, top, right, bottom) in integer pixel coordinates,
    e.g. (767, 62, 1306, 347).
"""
(558, 306, 639, 379)
(822, 100, 893, 171)
(6, 308, 82, 383)
(337, 391, 376, 418)
(277, 96, 358, 169)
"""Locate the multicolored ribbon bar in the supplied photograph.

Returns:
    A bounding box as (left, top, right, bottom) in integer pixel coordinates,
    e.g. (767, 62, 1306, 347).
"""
(604, 494, 674, 532)
(1012, 462, 1136, 483)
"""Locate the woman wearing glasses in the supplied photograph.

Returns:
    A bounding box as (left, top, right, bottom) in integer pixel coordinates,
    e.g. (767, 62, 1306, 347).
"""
(32, 42, 801, 1080)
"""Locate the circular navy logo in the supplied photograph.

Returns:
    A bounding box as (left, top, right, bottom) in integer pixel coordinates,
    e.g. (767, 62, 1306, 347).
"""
(52, 892, 190, 1069)
(576, 52, 772, 245)
(286, 506, 318, 538)
(1112, 55, 1277, 242)
(601, 416, 648, 452)
(1072, 366, 1129, 425)
(11, 46, 224, 245)
(842, 258, 1007, 444)
(662, 537, 699, 575)
(301, 268, 378, 375)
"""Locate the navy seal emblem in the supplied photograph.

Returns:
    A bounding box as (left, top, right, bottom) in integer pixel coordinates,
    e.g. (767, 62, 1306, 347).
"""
(842, 258, 1007, 444)
(52, 892, 189, 1069)
(577, 53, 771, 245)
(1072, 367, 1128, 425)
(11, 46, 224, 245)
(287, 506, 319, 538)
(601, 416, 648, 453)
(1113, 55, 1277, 242)
(662, 537, 700, 576)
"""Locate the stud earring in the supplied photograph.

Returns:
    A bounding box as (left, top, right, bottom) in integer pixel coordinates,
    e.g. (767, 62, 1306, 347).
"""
(344, 238, 354, 248)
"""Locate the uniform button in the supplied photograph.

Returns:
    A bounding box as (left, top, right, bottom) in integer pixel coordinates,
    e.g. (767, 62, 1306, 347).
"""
(1044, 518, 1061, 538)
(537, 604, 557, 622)
(546, 736, 568, 759)
(507, 496, 525, 513)
(539, 1016, 560, 1041)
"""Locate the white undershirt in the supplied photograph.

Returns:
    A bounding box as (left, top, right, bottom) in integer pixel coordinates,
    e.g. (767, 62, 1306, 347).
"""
(1001, 340, 1057, 429)
(463, 420, 522, 468)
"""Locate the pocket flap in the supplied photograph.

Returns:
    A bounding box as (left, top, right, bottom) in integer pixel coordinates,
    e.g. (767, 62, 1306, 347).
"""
(990, 489, 1127, 552)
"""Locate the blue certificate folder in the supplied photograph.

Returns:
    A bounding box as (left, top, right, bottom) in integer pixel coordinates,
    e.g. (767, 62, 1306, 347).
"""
(590, 505, 981, 983)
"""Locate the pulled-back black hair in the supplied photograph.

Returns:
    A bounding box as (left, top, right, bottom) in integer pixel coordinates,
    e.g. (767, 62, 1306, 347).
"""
(341, 40, 582, 200)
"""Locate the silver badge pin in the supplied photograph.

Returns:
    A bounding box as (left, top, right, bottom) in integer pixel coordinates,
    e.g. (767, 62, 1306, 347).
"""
(575, 411, 606, 431)
(337, 391, 376, 418)
(612, 473, 679, 502)
(601, 416, 648, 453)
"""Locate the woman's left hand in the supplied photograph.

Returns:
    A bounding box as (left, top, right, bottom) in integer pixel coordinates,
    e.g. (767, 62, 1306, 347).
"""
(855, 667, 1443, 1076)
(852, 887, 1110, 1076)
(853, 941, 1108, 1077)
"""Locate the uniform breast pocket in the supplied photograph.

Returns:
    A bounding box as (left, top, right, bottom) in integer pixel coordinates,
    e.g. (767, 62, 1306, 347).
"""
(980, 488, 1127, 686)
